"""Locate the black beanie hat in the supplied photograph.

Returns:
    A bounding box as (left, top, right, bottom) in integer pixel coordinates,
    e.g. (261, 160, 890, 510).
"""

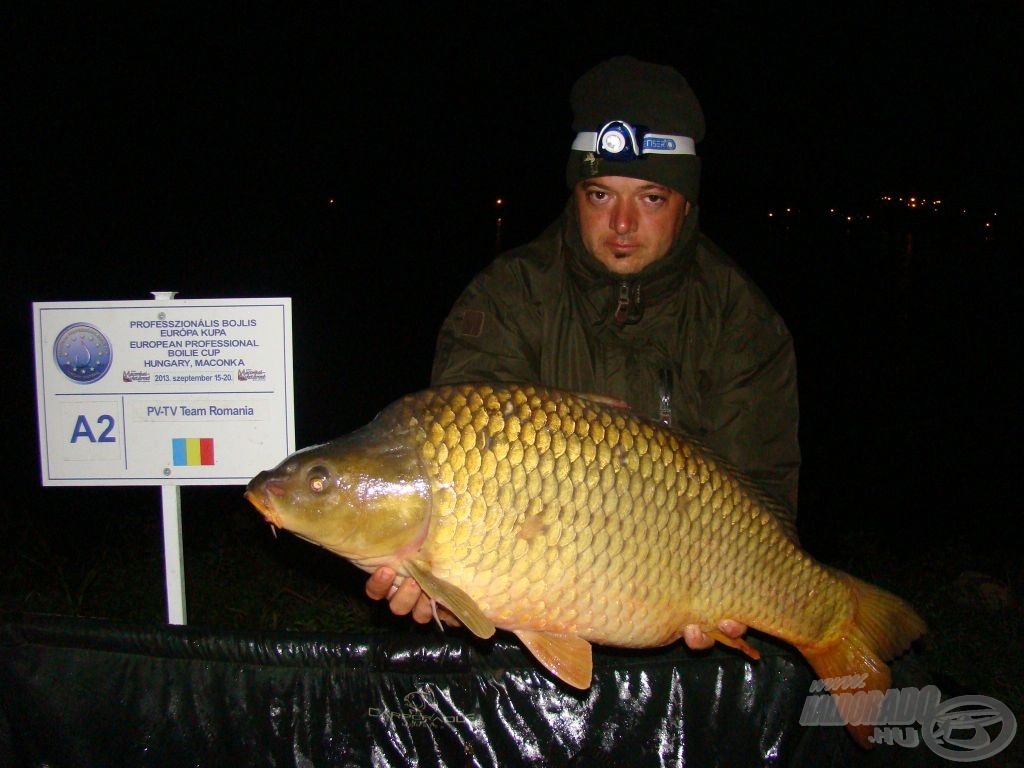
(565, 56, 705, 201)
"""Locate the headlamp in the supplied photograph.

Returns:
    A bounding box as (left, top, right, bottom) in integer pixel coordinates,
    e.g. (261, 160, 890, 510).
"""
(597, 121, 642, 160)
(572, 120, 696, 161)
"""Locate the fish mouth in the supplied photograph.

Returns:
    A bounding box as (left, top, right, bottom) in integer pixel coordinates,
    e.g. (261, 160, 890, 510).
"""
(244, 485, 284, 528)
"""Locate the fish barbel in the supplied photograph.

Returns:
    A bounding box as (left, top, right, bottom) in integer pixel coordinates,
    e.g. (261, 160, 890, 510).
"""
(245, 383, 925, 747)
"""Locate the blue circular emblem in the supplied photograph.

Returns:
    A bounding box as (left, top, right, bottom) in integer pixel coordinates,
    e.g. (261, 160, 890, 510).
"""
(53, 322, 113, 383)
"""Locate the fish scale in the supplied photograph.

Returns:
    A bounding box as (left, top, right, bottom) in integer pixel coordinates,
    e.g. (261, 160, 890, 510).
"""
(414, 386, 788, 642)
(246, 382, 926, 748)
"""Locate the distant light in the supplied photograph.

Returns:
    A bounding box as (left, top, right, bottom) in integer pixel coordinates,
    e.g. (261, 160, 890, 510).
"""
(496, 198, 503, 206)
(785, 207, 792, 213)
(768, 212, 775, 218)
(985, 222, 992, 228)
(328, 198, 335, 205)
(829, 208, 836, 214)
(846, 215, 853, 222)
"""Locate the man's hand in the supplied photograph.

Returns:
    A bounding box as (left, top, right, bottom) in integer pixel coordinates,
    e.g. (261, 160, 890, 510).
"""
(682, 619, 748, 650)
(366, 567, 458, 626)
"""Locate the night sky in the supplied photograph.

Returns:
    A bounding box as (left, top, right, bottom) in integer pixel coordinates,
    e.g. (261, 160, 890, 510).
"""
(6, 4, 1022, 544)
(9, 5, 1020, 272)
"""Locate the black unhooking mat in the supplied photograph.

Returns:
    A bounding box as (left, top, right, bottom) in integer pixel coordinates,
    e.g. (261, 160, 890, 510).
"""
(0, 615, 939, 767)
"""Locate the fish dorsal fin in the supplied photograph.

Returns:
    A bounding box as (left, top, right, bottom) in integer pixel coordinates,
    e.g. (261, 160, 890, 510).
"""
(513, 630, 593, 689)
(404, 560, 495, 639)
(776, 513, 800, 546)
(576, 392, 630, 410)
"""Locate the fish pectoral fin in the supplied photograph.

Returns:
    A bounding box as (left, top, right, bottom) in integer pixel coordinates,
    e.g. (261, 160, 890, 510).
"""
(513, 630, 593, 689)
(705, 629, 761, 660)
(404, 560, 495, 640)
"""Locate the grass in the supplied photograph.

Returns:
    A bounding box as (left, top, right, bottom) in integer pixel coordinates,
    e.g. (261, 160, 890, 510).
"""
(0, 487, 404, 633)
(824, 531, 1022, 767)
(832, 534, 1021, 698)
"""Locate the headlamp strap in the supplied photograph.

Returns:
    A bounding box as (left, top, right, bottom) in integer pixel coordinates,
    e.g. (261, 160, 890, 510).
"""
(572, 120, 696, 159)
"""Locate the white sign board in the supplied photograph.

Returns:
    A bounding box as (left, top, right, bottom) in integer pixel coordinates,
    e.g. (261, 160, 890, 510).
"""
(34, 297, 295, 486)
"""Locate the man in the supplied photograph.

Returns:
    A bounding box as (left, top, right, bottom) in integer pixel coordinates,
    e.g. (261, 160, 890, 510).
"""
(367, 56, 800, 651)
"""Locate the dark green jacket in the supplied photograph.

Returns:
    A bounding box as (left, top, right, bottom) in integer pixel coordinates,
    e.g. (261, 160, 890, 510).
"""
(432, 201, 800, 525)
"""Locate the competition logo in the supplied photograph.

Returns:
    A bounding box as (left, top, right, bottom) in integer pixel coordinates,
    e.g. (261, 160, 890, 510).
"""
(122, 369, 151, 383)
(237, 368, 267, 382)
(53, 322, 112, 383)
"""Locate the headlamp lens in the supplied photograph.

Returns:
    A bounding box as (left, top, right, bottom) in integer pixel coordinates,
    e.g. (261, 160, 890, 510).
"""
(596, 121, 644, 161)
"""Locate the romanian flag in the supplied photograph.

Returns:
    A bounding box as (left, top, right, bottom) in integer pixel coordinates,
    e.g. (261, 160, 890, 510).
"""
(172, 437, 215, 466)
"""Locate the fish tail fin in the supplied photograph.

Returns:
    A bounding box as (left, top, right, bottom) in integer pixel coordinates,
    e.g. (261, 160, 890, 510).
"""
(798, 571, 927, 748)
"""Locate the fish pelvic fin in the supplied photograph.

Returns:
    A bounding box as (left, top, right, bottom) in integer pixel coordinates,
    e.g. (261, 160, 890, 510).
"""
(404, 560, 496, 640)
(513, 630, 593, 689)
(798, 571, 927, 749)
(706, 629, 761, 661)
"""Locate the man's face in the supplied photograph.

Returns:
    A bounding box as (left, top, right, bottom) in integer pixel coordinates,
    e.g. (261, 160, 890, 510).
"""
(574, 176, 691, 275)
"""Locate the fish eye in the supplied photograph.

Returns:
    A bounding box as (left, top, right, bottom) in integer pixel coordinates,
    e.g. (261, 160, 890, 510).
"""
(307, 465, 331, 494)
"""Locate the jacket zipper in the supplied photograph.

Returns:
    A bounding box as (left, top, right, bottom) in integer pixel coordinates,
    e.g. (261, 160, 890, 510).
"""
(658, 367, 673, 426)
(613, 281, 643, 325)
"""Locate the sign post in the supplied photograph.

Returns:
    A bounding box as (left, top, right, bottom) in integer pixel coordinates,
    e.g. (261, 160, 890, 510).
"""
(151, 291, 188, 624)
(162, 485, 186, 623)
(33, 295, 295, 624)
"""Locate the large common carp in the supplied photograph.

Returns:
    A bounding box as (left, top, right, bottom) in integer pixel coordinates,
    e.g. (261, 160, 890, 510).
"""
(245, 383, 925, 747)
